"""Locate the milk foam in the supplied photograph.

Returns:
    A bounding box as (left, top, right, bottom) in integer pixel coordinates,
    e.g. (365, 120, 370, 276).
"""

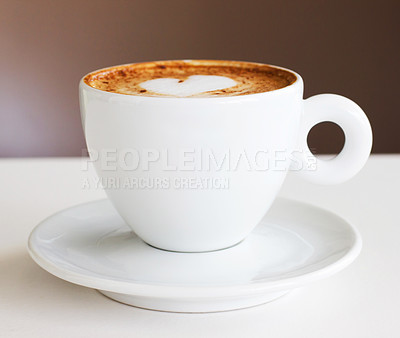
(139, 75, 237, 97)
(84, 61, 297, 97)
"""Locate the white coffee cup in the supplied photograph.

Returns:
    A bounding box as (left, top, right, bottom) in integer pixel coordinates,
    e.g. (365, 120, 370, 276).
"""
(79, 61, 372, 252)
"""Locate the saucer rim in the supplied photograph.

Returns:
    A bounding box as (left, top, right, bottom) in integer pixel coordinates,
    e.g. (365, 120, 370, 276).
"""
(27, 197, 362, 299)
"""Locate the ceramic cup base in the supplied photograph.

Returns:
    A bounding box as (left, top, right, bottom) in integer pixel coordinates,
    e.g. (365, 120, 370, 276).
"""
(28, 198, 361, 313)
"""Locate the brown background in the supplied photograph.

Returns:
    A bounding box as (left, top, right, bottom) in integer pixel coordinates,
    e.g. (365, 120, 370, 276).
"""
(1, 0, 399, 157)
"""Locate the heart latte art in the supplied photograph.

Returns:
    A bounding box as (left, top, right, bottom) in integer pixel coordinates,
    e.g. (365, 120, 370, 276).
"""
(139, 75, 237, 97)
(84, 60, 296, 97)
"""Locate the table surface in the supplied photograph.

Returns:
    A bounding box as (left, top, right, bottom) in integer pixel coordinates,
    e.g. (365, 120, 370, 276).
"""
(1, 155, 399, 338)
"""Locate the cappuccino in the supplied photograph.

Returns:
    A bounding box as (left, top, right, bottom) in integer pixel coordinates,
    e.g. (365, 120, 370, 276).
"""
(83, 60, 296, 98)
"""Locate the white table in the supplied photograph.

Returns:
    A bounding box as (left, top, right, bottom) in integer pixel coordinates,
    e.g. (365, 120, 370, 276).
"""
(1, 155, 399, 338)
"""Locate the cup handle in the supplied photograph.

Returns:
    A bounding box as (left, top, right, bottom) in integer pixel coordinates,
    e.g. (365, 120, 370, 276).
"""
(293, 94, 373, 185)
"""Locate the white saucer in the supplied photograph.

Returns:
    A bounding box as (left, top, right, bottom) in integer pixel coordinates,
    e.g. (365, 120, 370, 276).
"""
(28, 198, 361, 313)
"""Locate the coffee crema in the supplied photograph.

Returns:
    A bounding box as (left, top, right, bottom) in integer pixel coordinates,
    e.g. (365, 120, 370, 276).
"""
(83, 60, 297, 98)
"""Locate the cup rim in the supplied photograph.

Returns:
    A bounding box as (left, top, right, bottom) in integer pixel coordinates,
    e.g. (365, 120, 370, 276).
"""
(79, 59, 303, 101)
